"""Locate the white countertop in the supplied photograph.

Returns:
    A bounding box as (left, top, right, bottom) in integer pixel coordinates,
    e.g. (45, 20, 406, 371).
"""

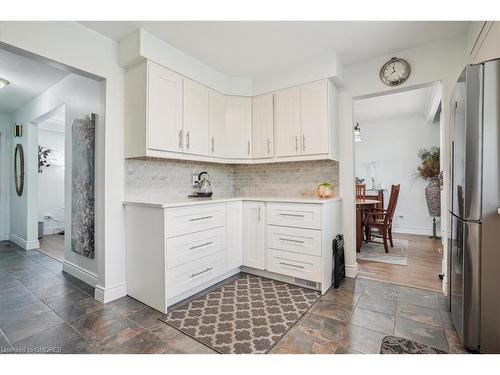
(123, 194, 342, 208)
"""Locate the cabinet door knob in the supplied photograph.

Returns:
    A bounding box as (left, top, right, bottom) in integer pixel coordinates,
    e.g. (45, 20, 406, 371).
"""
(267, 138, 271, 154)
(186, 131, 190, 149)
(211, 137, 215, 153)
(178, 130, 183, 149)
(295, 136, 299, 153)
(248, 140, 251, 156)
(302, 134, 306, 151)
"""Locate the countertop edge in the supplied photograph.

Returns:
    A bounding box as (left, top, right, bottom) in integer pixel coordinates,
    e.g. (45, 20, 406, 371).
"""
(123, 196, 342, 208)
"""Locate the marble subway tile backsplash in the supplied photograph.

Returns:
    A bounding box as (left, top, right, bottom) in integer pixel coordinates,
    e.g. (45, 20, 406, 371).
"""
(233, 160, 338, 197)
(125, 158, 339, 201)
(125, 158, 234, 201)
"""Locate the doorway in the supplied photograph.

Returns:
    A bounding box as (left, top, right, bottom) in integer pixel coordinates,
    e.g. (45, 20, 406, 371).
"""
(36, 105, 66, 261)
(353, 83, 444, 291)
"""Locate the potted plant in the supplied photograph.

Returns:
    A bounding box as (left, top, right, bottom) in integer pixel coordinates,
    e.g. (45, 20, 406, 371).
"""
(415, 146, 441, 217)
(317, 182, 336, 198)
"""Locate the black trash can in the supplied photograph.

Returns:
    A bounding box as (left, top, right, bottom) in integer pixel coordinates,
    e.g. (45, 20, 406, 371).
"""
(332, 234, 345, 288)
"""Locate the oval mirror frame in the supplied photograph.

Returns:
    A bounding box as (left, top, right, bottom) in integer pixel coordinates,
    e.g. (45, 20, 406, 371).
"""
(14, 143, 25, 197)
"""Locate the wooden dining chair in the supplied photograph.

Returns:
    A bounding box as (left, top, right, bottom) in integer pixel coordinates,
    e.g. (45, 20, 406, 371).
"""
(356, 184, 366, 200)
(362, 184, 400, 252)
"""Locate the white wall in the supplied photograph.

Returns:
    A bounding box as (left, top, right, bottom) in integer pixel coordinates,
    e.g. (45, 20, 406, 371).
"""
(1, 21, 126, 303)
(10, 74, 101, 281)
(38, 127, 65, 235)
(0, 113, 11, 240)
(338, 34, 467, 290)
(354, 115, 440, 235)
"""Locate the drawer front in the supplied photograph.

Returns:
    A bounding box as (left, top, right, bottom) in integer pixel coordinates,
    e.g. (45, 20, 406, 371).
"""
(166, 251, 226, 298)
(167, 227, 226, 269)
(266, 203, 322, 229)
(267, 225, 322, 257)
(266, 249, 321, 282)
(166, 203, 226, 238)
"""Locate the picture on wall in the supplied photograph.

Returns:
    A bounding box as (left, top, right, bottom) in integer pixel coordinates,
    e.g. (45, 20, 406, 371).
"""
(71, 113, 96, 259)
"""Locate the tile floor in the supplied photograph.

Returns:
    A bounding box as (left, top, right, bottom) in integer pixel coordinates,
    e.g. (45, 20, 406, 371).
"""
(0, 240, 467, 354)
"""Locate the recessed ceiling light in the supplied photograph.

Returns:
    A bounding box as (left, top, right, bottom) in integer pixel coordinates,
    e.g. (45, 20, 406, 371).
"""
(0, 78, 10, 89)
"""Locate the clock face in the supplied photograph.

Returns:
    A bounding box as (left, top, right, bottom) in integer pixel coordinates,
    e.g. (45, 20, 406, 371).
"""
(380, 58, 410, 86)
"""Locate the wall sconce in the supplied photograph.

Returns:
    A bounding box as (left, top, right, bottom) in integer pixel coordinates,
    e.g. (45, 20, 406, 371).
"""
(354, 123, 363, 142)
(14, 124, 23, 138)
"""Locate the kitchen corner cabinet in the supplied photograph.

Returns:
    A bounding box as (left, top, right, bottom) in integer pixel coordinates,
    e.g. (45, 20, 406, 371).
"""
(225, 96, 252, 159)
(242, 201, 266, 269)
(275, 86, 301, 157)
(252, 93, 274, 158)
(208, 89, 227, 157)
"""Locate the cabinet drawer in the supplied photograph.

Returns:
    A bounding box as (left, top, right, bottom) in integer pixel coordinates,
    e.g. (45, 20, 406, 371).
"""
(166, 203, 226, 238)
(267, 225, 321, 257)
(167, 227, 226, 269)
(266, 249, 322, 283)
(166, 251, 226, 298)
(266, 203, 322, 229)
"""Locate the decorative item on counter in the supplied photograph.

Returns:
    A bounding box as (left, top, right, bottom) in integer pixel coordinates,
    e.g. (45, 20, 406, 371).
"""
(317, 182, 336, 198)
(196, 171, 213, 197)
(414, 146, 441, 239)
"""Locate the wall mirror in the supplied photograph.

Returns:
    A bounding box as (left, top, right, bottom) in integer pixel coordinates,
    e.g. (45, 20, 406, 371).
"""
(14, 143, 25, 197)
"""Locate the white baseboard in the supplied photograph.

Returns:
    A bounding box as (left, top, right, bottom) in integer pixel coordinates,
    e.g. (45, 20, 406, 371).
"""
(42, 227, 64, 236)
(0, 233, 8, 241)
(393, 226, 433, 236)
(9, 233, 39, 250)
(62, 260, 98, 287)
(345, 263, 358, 278)
(95, 283, 127, 304)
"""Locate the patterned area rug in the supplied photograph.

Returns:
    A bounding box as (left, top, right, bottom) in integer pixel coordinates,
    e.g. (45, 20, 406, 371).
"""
(380, 336, 447, 354)
(159, 274, 320, 354)
(357, 239, 409, 266)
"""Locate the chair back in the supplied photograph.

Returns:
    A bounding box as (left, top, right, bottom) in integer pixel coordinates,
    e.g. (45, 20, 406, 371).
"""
(356, 184, 366, 199)
(385, 184, 400, 225)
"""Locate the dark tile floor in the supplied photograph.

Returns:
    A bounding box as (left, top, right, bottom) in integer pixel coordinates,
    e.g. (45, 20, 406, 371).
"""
(0, 240, 468, 354)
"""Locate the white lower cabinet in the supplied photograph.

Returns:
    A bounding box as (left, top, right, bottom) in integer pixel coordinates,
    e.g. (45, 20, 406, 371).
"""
(125, 199, 340, 313)
(242, 201, 266, 270)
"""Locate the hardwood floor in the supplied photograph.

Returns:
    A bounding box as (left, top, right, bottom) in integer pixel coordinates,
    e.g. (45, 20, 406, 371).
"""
(357, 233, 444, 292)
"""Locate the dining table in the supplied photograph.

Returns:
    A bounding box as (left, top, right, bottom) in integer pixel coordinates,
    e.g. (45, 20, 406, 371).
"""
(356, 198, 381, 252)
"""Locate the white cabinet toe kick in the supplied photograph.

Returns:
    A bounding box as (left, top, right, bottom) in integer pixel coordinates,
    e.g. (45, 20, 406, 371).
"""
(124, 198, 341, 313)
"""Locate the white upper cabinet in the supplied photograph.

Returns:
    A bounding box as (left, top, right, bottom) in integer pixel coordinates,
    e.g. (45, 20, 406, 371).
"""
(275, 86, 301, 157)
(300, 80, 329, 155)
(183, 79, 209, 156)
(208, 89, 227, 158)
(148, 62, 184, 153)
(252, 93, 274, 159)
(124, 59, 337, 163)
(225, 96, 252, 159)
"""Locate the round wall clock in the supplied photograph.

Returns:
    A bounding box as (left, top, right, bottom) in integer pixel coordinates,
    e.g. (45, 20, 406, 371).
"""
(380, 57, 411, 86)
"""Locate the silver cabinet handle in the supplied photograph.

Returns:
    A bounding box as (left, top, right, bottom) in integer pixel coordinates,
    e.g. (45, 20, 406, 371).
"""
(191, 267, 213, 278)
(279, 237, 305, 244)
(178, 130, 183, 149)
(211, 137, 215, 153)
(267, 138, 271, 154)
(279, 262, 305, 269)
(186, 131, 190, 149)
(258, 206, 262, 222)
(247, 140, 251, 155)
(188, 215, 213, 221)
(279, 213, 305, 217)
(295, 136, 299, 153)
(302, 134, 306, 151)
(189, 241, 213, 250)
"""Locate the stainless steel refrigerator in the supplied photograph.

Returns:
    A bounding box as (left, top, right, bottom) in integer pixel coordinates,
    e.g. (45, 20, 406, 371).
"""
(449, 59, 500, 353)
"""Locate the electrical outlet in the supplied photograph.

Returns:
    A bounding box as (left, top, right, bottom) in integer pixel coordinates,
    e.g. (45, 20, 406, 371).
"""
(398, 215, 404, 220)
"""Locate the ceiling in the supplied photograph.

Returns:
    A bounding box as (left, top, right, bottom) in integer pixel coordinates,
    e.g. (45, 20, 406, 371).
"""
(353, 86, 433, 123)
(81, 21, 469, 79)
(0, 49, 69, 114)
